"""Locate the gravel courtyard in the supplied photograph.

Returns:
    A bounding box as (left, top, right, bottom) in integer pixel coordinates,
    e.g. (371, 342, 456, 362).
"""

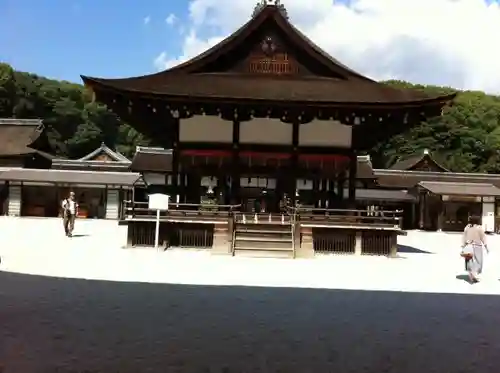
(1, 217, 500, 372)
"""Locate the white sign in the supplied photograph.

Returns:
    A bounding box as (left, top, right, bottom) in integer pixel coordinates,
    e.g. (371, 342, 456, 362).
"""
(148, 193, 170, 211)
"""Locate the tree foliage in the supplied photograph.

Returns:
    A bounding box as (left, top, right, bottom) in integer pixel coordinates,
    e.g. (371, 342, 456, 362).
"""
(372, 80, 500, 173)
(3, 63, 500, 172)
(1, 64, 151, 159)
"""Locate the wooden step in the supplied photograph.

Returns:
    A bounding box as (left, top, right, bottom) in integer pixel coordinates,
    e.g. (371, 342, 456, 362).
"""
(234, 244, 292, 251)
(233, 249, 294, 259)
(234, 240, 292, 250)
(235, 226, 292, 234)
(235, 236, 292, 242)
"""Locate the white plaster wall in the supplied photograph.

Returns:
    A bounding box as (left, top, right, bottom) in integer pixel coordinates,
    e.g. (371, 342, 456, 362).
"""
(240, 118, 292, 145)
(299, 120, 352, 147)
(179, 116, 233, 143)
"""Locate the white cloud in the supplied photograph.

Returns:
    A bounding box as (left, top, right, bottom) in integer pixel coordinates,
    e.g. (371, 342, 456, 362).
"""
(154, 30, 223, 69)
(165, 13, 177, 26)
(143, 16, 151, 25)
(154, 0, 500, 93)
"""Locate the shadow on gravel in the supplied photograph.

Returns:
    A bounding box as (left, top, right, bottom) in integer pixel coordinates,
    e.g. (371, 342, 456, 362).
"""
(1, 271, 500, 373)
(398, 244, 433, 254)
(455, 274, 473, 284)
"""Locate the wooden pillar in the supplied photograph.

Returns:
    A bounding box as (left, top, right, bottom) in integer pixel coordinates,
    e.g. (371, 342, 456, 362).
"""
(437, 197, 444, 231)
(327, 180, 334, 208)
(348, 153, 357, 207)
(291, 117, 300, 207)
(337, 172, 345, 207)
(131, 187, 136, 218)
(172, 116, 180, 201)
(419, 192, 425, 229)
(313, 178, 320, 208)
(231, 117, 240, 206)
(411, 200, 416, 229)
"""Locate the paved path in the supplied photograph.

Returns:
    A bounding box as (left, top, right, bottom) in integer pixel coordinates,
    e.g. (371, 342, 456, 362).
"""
(1, 218, 500, 372)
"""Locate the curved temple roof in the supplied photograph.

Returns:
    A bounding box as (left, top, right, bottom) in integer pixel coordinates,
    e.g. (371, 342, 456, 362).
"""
(82, 3, 455, 107)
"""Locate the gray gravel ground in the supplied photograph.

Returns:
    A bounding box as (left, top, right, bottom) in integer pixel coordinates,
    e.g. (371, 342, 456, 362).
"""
(2, 272, 500, 373)
(1, 218, 500, 372)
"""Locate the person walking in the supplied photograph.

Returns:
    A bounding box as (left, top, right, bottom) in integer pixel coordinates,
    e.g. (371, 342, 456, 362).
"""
(62, 192, 78, 237)
(461, 215, 489, 283)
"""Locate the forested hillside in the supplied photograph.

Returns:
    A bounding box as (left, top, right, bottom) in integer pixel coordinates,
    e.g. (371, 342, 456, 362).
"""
(2, 62, 500, 172)
(0, 63, 151, 159)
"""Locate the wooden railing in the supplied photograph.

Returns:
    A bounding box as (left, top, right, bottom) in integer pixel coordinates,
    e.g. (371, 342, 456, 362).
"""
(233, 212, 291, 225)
(122, 201, 402, 229)
(122, 201, 239, 222)
(291, 207, 403, 229)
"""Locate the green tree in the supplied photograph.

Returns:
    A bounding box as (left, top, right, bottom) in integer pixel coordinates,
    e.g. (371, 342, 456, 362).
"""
(0, 63, 16, 117)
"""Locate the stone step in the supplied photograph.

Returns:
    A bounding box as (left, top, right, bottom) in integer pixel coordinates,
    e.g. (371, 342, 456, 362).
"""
(233, 248, 294, 259)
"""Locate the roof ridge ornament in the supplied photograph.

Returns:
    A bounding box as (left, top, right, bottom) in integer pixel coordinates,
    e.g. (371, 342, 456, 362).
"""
(252, 0, 288, 20)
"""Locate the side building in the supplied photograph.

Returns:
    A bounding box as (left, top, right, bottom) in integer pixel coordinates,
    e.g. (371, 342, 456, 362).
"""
(375, 150, 500, 232)
(0, 121, 140, 219)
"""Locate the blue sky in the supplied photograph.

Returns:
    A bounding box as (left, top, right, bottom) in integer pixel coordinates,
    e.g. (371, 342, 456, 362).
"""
(0, 0, 189, 83)
(2, 0, 500, 92)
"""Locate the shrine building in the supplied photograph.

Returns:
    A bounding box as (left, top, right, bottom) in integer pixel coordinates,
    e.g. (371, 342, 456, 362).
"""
(79, 1, 456, 257)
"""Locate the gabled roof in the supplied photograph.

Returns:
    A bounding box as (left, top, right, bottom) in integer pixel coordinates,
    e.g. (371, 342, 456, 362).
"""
(390, 150, 449, 172)
(78, 142, 130, 162)
(51, 143, 130, 171)
(0, 118, 47, 157)
(82, 4, 455, 106)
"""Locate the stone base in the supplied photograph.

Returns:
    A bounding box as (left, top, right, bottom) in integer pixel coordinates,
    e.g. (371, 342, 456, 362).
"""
(295, 226, 315, 259)
(211, 222, 232, 256)
(389, 233, 398, 258)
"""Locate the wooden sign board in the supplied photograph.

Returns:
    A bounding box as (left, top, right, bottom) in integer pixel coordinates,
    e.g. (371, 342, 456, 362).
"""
(148, 193, 170, 211)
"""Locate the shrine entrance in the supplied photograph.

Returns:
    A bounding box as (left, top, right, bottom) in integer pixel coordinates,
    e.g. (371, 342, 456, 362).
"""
(238, 176, 288, 213)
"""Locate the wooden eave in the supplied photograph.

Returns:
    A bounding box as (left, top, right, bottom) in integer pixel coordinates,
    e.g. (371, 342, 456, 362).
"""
(81, 5, 456, 108)
(83, 75, 456, 110)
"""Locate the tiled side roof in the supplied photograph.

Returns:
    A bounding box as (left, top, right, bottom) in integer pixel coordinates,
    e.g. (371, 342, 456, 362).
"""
(0, 118, 45, 156)
(418, 181, 500, 196)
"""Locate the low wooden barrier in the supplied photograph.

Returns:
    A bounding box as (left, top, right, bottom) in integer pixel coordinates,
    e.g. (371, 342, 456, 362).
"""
(122, 201, 402, 257)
